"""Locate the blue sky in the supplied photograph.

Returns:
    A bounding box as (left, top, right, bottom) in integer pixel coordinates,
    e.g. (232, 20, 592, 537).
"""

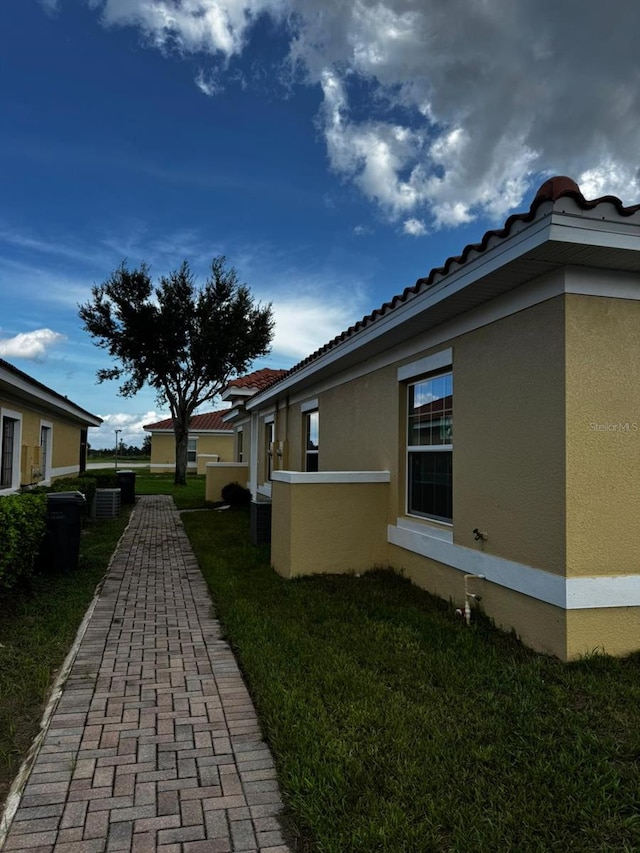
(2, 1, 638, 447)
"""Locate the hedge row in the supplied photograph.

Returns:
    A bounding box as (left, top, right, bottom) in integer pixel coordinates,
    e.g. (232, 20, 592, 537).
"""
(0, 492, 47, 591)
(1, 471, 121, 593)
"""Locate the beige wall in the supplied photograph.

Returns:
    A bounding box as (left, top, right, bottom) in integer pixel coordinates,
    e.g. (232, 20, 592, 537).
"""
(271, 478, 390, 578)
(0, 396, 87, 486)
(150, 434, 175, 470)
(452, 296, 566, 571)
(565, 294, 640, 577)
(149, 431, 233, 471)
(566, 607, 640, 659)
(205, 463, 249, 502)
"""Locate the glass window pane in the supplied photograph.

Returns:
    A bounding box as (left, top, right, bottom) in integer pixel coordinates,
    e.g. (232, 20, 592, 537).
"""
(306, 411, 319, 451)
(408, 451, 452, 521)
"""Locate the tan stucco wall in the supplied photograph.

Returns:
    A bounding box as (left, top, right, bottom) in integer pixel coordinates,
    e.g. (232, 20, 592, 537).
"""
(271, 479, 390, 578)
(565, 294, 640, 577)
(566, 607, 640, 659)
(0, 397, 86, 485)
(50, 421, 83, 471)
(452, 296, 566, 571)
(150, 431, 233, 472)
(150, 434, 175, 468)
(206, 463, 249, 502)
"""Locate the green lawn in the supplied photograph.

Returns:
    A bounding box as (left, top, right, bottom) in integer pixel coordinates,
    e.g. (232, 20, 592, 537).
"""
(133, 472, 208, 509)
(182, 508, 640, 853)
(0, 509, 132, 805)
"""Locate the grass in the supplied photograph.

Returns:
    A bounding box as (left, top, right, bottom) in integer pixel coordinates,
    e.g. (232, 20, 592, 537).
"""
(182, 508, 640, 853)
(133, 472, 208, 509)
(0, 509, 132, 805)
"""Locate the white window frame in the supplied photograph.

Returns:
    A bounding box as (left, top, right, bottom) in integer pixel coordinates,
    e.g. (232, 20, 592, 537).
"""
(0, 409, 22, 494)
(187, 436, 198, 466)
(304, 409, 319, 472)
(40, 420, 53, 484)
(399, 350, 453, 526)
(264, 415, 275, 481)
(237, 428, 244, 463)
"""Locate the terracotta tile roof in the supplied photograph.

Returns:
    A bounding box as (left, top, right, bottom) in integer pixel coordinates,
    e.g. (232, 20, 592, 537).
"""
(254, 176, 640, 396)
(225, 368, 288, 391)
(143, 410, 233, 432)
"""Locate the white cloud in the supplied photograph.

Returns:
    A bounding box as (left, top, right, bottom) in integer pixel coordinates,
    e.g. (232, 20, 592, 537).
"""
(75, 0, 640, 227)
(403, 218, 426, 237)
(0, 329, 66, 360)
(92, 410, 163, 449)
(91, 0, 286, 59)
(195, 68, 223, 95)
(270, 294, 367, 360)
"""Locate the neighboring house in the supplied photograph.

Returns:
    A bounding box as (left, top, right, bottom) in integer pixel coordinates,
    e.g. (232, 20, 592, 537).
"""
(219, 176, 640, 661)
(0, 358, 102, 494)
(143, 410, 234, 474)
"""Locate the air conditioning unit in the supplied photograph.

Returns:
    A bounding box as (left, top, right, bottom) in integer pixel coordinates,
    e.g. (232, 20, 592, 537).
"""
(250, 500, 272, 546)
(92, 488, 121, 519)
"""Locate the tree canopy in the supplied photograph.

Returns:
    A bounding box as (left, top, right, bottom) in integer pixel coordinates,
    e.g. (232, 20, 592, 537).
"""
(79, 256, 274, 484)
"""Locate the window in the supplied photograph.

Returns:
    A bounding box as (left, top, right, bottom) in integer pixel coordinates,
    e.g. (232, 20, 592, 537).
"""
(1, 416, 18, 488)
(265, 420, 274, 480)
(237, 429, 244, 463)
(407, 372, 452, 522)
(187, 437, 197, 463)
(305, 410, 319, 472)
(40, 424, 52, 480)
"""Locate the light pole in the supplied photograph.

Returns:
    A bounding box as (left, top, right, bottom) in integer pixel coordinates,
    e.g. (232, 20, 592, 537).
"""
(114, 429, 122, 471)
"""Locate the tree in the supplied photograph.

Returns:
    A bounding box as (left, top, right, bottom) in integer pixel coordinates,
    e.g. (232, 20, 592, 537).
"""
(79, 256, 274, 485)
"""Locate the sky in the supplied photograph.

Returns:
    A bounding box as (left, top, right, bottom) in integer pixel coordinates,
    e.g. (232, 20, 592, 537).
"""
(2, 1, 640, 448)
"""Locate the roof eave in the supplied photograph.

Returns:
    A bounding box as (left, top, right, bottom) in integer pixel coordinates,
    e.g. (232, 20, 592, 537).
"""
(0, 364, 102, 426)
(246, 204, 640, 410)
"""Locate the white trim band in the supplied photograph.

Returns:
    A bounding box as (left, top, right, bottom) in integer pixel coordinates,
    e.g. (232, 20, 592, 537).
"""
(272, 470, 391, 485)
(398, 349, 453, 381)
(388, 520, 640, 610)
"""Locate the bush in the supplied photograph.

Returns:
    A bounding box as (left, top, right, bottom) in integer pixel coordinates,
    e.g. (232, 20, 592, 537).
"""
(29, 476, 97, 509)
(220, 481, 251, 508)
(80, 471, 119, 490)
(0, 493, 47, 591)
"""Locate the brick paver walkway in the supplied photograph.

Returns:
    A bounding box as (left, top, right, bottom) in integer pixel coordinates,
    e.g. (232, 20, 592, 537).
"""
(2, 496, 290, 853)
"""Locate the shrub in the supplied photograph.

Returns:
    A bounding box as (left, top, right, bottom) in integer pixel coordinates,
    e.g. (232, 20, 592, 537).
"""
(29, 476, 97, 509)
(80, 470, 119, 490)
(0, 493, 47, 591)
(221, 481, 251, 508)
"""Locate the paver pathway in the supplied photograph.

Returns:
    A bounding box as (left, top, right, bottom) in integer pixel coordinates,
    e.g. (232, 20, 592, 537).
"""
(2, 495, 291, 853)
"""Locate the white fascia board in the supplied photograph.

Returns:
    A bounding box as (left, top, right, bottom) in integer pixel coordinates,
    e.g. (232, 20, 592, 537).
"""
(0, 367, 101, 426)
(272, 470, 391, 484)
(221, 386, 256, 401)
(548, 213, 640, 249)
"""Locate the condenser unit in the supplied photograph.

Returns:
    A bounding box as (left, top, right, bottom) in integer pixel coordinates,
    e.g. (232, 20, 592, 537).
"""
(91, 488, 121, 519)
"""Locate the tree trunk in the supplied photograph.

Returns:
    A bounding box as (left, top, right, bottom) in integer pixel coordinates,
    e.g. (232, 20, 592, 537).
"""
(174, 421, 189, 486)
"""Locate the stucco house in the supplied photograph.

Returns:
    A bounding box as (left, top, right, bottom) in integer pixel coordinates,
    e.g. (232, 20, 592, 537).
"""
(216, 176, 640, 661)
(0, 358, 102, 494)
(144, 410, 234, 474)
(201, 369, 288, 501)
